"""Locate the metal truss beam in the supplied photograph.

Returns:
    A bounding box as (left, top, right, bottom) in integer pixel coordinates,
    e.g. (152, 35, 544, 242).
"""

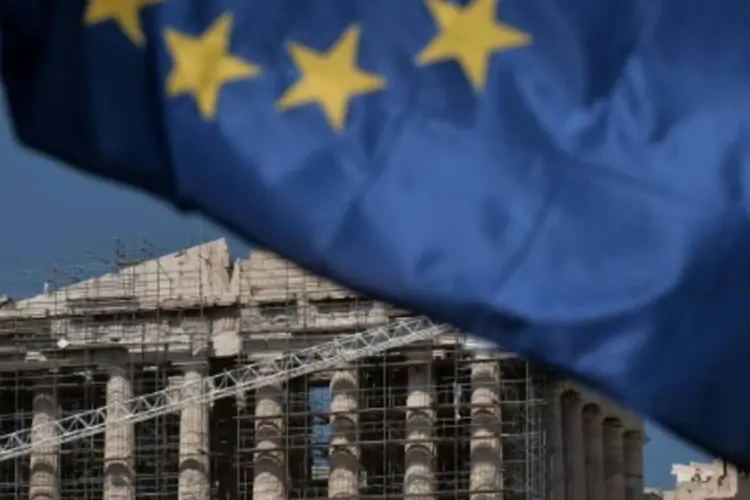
(0, 317, 447, 461)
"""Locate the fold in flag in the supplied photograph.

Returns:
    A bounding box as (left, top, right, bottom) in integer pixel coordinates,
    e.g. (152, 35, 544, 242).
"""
(4, 0, 750, 468)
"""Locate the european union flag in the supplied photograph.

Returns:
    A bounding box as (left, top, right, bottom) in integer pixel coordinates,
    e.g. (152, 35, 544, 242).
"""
(4, 0, 750, 468)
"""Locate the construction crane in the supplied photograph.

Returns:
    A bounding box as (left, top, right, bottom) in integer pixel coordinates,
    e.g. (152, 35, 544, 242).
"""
(0, 316, 447, 462)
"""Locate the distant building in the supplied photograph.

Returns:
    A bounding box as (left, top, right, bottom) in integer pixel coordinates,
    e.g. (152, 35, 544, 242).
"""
(646, 459, 750, 499)
(0, 239, 645, 500)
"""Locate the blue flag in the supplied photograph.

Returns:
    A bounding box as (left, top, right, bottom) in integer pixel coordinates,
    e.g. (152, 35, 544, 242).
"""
(4, 0, 750, 467)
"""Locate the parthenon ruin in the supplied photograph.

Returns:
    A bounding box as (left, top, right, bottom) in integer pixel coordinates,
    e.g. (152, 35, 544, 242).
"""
(0, 238, 645, 499)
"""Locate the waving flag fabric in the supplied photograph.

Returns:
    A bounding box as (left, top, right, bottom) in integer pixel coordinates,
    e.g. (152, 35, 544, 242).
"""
(4, 0, 750, 468)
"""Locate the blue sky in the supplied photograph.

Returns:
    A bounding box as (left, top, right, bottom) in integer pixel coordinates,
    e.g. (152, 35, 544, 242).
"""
(0, 92, 710, 489)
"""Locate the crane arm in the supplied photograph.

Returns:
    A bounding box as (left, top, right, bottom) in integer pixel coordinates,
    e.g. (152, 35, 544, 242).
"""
(0, 316, 447, 462)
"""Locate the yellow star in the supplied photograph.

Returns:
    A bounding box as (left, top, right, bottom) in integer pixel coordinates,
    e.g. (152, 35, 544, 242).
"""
(164, 13, 261, 121)
(84, 0, 161, 46)
(277, 25, 386, 132)
(416, 0, 531, 91)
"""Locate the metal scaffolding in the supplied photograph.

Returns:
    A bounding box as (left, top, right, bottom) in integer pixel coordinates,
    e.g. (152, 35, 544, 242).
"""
(0, 316, 447, 459)
(0, 238, 551, 500)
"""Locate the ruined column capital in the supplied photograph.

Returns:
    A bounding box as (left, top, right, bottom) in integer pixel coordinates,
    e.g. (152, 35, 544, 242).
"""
(174, 360, 208, 376)
(330, 361, 354, 371)
(622, 428, 647, 445)
(561, 389, 585, 412)
(603, 418, 626, 434)
(106, 362, 130, 377)
(582, 402, 605, 424)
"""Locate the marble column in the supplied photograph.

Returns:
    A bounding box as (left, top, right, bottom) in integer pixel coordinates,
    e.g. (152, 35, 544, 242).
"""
(623, 430, 644, 500)
(470, 353, 502, 500)
(546, 385, 566, 500)
(561, 392, 585, 500)
(404, 353, 435, 499)
(254, 377, 287, 500)
(329, 366, 359, 499)
(29, 380, 59, 500)
(582, 405, 606, 500)
(178, 364, 210, 500)
(103, 365, 135, 500)
(603, 419, 626, 500)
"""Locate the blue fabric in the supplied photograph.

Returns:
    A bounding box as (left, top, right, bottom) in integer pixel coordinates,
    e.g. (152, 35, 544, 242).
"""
(5, 0, 750, 467)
